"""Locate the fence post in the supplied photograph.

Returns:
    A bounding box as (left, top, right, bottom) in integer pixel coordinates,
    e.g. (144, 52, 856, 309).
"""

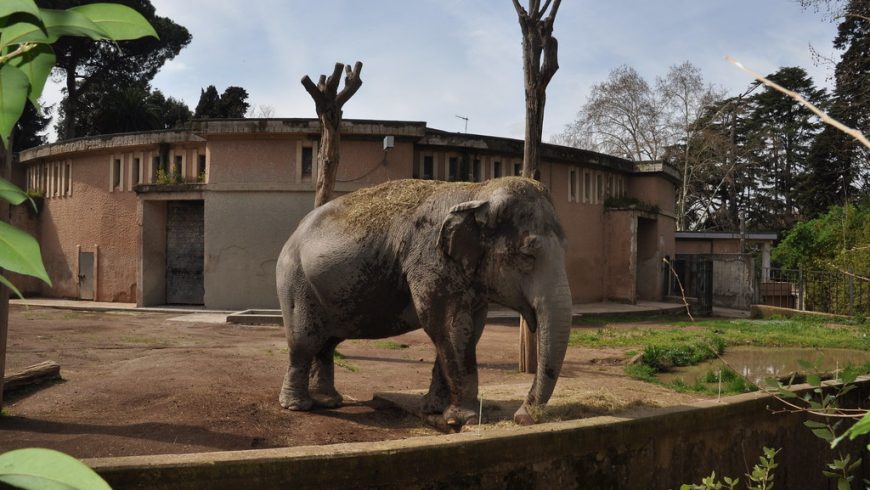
(798, 267, 804, 311)
(849, 265, 855, 317)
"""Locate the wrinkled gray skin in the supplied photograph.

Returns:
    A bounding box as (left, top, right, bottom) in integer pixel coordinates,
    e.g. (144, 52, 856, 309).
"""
(276, 177, 572, 428)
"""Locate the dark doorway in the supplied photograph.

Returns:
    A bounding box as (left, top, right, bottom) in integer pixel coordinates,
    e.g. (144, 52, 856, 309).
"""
(166, 200, 204, 304)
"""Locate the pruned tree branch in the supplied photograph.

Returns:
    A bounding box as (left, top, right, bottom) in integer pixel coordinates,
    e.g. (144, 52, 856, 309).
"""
(726, 55, 870, 150)
(301, 61, 364, 207)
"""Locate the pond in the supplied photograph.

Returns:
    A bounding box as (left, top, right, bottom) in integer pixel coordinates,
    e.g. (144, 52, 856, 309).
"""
(658, 346, 870, 386)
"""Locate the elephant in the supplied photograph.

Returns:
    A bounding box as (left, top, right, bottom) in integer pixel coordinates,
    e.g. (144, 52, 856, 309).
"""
(275, 176, 572, 428)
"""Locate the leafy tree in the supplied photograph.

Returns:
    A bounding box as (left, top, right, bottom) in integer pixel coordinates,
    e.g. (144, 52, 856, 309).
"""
(13, 104, 51, 152)
(43, 0, 191, 139)
(798, 0, 870, 217)
(743, 67, 827, 230)
(71, 82, 191, 135)
(194, 85, 250, 118)
(147, 89, 192, 129)
(217, 86, 250, 118)
(194, 85, 220, 118)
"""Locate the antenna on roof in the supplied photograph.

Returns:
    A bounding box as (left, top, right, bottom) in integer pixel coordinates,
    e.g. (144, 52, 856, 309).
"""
(455, 115, 468, 133)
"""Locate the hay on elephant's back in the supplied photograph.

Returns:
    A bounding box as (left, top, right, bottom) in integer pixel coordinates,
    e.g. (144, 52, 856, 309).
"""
(341, 177, 547, 232)
(342, 180, 465, 231)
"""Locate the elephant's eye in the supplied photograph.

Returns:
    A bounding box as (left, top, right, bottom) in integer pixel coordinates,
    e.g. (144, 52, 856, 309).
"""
(519, 235, 541, 256)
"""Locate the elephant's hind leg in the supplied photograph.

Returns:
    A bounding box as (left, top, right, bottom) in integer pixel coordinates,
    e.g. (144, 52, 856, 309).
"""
(279, 293, 323, 411)
(309, 338, 343, 408)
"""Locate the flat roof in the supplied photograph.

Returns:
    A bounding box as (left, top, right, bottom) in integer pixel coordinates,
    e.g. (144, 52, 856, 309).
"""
(675, 231, 778, 241)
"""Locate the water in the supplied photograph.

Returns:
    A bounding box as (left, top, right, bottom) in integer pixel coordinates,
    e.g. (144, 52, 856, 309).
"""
(658, 347, 870, 386)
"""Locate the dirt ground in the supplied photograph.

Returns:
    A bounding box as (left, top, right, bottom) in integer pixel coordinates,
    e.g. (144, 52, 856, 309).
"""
(0, 306, 706, 459)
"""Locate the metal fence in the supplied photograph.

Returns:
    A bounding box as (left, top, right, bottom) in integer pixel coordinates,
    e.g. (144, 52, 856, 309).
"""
(665, 256, 869, 316)
(759, 267, 870, 316)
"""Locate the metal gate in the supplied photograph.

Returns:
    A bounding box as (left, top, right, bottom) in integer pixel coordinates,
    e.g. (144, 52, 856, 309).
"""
(166, 200, 204, 305)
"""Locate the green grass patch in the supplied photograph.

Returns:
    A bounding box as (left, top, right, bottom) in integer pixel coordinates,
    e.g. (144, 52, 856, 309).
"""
(333, 350, 358, 372)
(571, 316, 870, 351)
(373, 340, 408, 350)
(584, 315, 870, 396)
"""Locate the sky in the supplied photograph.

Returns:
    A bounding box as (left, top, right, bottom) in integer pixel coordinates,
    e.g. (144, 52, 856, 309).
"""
(42, 0, 842, 142)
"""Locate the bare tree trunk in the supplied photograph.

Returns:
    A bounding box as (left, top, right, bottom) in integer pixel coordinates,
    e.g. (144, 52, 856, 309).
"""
(62, 58, 78, 141)
(301, 62, 363, 208)
(513, 0, 561, 374)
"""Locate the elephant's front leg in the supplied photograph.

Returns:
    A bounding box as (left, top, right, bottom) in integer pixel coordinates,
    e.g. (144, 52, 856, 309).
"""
(424, 300, 487, 429)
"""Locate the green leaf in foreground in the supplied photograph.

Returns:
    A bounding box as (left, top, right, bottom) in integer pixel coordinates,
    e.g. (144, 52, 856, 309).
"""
(0, 0, 40, 22)
(0, 448, 111, 490)
(0, 220, 51, 285)
(8, 43, 55, 105)
(0, 63, 30, 148)
(69, 3, 158, 41)
(0, 274, 24, 300)
(0, 8, 109, 48)
(0, 177, 30, 206)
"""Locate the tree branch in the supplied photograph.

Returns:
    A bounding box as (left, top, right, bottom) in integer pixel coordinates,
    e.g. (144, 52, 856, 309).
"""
(336, 61, 363, 108)
(300, 75, 324, 110)
(324, 62, 344, 96)
(726, 55, 870, 150)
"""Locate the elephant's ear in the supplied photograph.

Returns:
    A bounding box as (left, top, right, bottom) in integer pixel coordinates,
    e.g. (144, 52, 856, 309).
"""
(437, 200, 489, 272)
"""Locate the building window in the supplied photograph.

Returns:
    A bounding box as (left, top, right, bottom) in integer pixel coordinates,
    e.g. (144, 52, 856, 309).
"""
(174, 154, 183, 178)
(493, 160, 502, 178)
(64, 162, 72, 195)
(472, 159, 481, 182)
(422, 155, 434, 180)
(448, 157, 458, 181)
(301, 146, 313, 180)
(569, 168, 577, 202)
(152, 155, 162, 182)
(596, 173, 604, 203)
(582, 170, 590, 203)
(132, 157, 141, 186)
(112, 158, 121, 190)
(197, 154, 206, 182)
(513, 162, 522, 176)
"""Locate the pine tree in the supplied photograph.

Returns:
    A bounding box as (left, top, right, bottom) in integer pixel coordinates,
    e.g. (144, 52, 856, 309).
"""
(798, 0, 869, 216)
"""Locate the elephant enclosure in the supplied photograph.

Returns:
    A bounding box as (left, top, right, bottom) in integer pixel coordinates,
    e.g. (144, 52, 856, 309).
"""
(0, 307, 702, 459)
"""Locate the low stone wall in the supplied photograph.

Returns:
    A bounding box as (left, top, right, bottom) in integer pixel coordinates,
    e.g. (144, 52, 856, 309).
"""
(87, 379, 870, 489)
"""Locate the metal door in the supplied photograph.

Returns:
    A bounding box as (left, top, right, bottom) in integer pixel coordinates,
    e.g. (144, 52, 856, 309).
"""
(78, 251, 94, 300)
(165, 201, 204, 304)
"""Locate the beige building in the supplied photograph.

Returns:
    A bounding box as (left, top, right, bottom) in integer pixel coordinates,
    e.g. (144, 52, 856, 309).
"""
(15, 118, 679, 310)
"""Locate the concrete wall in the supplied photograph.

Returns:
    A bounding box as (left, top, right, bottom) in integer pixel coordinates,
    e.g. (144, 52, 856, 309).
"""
(603, 210, 636, 302)
(88, 380, 870, 489)
(204, 192, 314, 309)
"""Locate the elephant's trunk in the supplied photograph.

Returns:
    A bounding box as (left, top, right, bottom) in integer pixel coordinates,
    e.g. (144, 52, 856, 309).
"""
(514, 245, 573, 425)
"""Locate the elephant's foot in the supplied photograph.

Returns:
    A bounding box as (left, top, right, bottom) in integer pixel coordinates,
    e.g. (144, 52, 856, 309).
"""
(443, 405, 479, 430)
(513, 403, 537, 426)
(311, 389, 343, 408)
(279, 389, 315, 411)
(421, 391, 449, 414)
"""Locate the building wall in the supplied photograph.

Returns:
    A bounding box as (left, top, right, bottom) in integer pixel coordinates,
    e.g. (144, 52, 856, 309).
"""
(675, 238, 742, 255)
(20, 125, 677, 309)
(27, 152, 140, 301)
